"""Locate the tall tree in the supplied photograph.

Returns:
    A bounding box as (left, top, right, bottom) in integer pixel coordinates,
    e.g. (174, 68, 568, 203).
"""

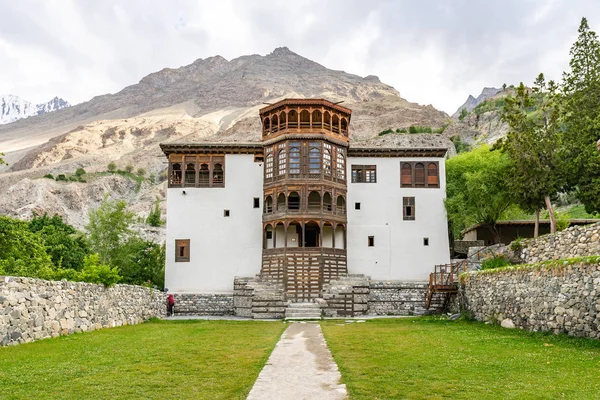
(501, 79, 562, 234)
(445, 145, 514, 243)
(561, 17, 600, 213)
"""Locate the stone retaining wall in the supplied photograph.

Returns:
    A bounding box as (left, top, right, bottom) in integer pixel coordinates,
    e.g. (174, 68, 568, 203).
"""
(461, 262, 600, 339)
(368, 282, 433, 316)
(172, 293, 233, 316)
(1, 276, 165, 347)
(520, 222, 600, 263)
(233, 278, 286, 319)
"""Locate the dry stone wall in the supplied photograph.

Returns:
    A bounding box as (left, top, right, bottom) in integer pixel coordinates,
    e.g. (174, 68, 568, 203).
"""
(461, 262, 600, 339)
(520, 222, 600, 263)
(172, 293, 233, 316)
(1, 276, 166, 347)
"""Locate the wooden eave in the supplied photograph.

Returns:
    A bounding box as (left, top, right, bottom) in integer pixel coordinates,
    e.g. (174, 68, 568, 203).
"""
(347, 147, 448, 158)
(160, 142, 263, 156)
(259, 98, 352, 116)
(263, 133, 349, 147)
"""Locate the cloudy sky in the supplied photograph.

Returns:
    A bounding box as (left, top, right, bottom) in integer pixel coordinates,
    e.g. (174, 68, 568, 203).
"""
(1, 0, 599, 114)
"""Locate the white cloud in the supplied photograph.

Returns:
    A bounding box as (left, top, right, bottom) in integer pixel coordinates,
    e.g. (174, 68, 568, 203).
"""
(0, 0, 599, 113)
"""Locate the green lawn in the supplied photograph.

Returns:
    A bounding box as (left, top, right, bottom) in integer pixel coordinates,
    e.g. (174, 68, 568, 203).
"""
(321, 318, 600, 400)
(0, 320, 285, 400)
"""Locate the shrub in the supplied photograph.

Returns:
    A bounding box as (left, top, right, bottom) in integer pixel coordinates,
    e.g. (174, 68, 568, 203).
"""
(396, 128, 408, 133)
(379, 128, 394, 136)
(107, 162, 117, 172)
(136, 168, 147, 177)
(68, 176, 79, 181)
(158, 170, 168, 182)
(125, 164, 134, 173)
(75, 168, 86, 176)
(480, 255, 512, 270)
(79, 254, 121, 287)
(148, 173, 156, 185)
(55, 174, 67, 181)
(146, 200, 163, 227)
(451, 136, 471, 153)
(43, 173, 54, 179)
(510, 237, 524, 252)
(409, 126, 433, 134)
(458, 108, 468, 121)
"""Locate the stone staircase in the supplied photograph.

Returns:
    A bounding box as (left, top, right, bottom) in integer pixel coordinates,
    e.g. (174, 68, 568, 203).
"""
(284, 302, 323, 320)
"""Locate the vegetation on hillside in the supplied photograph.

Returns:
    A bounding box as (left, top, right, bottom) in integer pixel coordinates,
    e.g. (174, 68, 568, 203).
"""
(378, 125, 447, 136)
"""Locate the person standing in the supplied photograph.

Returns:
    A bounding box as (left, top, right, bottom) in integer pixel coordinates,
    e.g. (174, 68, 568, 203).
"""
(167, 294, 175, 316)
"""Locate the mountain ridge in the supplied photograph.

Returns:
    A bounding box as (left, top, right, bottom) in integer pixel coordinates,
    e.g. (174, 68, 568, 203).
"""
(0, 95, 70, 125)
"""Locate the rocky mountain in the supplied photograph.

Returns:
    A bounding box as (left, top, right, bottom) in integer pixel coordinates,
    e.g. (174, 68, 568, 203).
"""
(451, 87, 502, 118)
(0, 95, 70, 125)
(0, 47, 453, 238)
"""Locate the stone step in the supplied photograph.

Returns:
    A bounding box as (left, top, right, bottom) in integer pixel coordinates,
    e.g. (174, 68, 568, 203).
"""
(285, 316, 323, 321)
(285, 311, 322, 318)
(288, 302, 320, 309)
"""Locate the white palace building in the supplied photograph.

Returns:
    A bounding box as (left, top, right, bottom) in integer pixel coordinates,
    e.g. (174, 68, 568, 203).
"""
(161, 99, 451, 314)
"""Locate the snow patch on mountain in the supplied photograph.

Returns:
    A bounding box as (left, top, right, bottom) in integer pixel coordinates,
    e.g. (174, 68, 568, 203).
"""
(0, 95, 70, 125)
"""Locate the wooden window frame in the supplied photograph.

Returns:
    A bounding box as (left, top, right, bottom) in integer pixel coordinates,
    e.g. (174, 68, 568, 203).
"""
(403, 197, 415, 221)
(351, 165, 376, 183)
(175, 239, 190, 262)
(168, 155, 225, 188)
(400, 161, 440, 188)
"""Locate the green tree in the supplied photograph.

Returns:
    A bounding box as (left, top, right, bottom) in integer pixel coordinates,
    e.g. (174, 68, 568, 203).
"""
(0, 216, 54, 279)
(458, 107, 468, 121)
(75, 168, 86, 176)
(445, 145, 514, 242)
(0, 152, 5, 165)
(136, 167, 147, 177)
(125, 164, 134, 173)
(86, 197, 135, 265)
(28, 214, 90, 270)
(78, 254, 121, 287)
(107, 162, 117, 172)
(561, 17, 600, 213)
(501, 79, 562, 235)
(113, 238, 165, 288)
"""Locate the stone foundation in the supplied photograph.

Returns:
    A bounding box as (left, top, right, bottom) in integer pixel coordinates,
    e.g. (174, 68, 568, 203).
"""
(233, 277, 286, 319)
(172, 293, 234, 316)
(520, 222, 600, 263)
(368, 281, 432, 316)
(1, 276, 165, 347)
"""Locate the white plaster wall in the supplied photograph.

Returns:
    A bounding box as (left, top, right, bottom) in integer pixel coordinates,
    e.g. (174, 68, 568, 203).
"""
(165, 154, 263, 293)
(347, 157, 450, 281)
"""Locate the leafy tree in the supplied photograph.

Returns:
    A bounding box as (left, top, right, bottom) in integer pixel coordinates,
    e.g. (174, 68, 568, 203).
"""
(501, 79, 562, 235)
(113, 238, 165, 289)
(502, 83, 507, 91)
(86, 197, 136, 265)
(28, 214, 90, 270)
(445, 145, 514, 242)
(0, 216, 54, 279)
(125, 164, 134, 173)
(0, 152, 5, 165)
(458, 107, 468, 121)
(78, 254, 121, 287)
(136, 167, 147, 177)
(75, 168, 86, 176)
(43, 174, 54, 179)
(561, 17, 600, 214)
(107, 162, 117, 172)
(146, 200, 163, 227)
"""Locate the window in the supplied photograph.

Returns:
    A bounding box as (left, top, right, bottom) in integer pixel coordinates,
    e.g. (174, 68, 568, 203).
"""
(224, 210, 230, 217)
(265, 153, 273, 178)
(254, 155, 264, 163)
(168, 156, 225, 188)
(185, 163, 196, 186)
(368, 236, 375, 247)
(289, 143, 301, 174)
(175, 239, 190, 262)
(170, 163, 182, 186)
(403, 197, 415, 220)
(423, 238, 429, 246)
(355, 202, 361, 210)
(278, 146, 287, 175)
(253, 198, 260, 208)
(400, 162, 439, 188)
(266, 231, 273, 239)
(352, 165, 376, 183)
(199, 163, 209, 186)
(336, 151, 345, 180)
(309, 144, 321, 174)
(323, 144, 332, 175)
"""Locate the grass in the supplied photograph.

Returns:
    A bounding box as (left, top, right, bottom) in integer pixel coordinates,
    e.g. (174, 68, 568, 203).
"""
(0, 319, 285, 400)
(322, 318, 600, 400)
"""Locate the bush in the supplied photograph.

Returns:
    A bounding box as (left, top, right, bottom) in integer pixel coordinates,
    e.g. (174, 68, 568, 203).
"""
(43, 174, 54, 179)
(125, 164, 134, 173)
(451, 136, 471, 153)
(379, 128, 394, 136)
(107, 162, 117, 172)
(146, 200, 163, 227)
(55, 174, 67, 181)
(79, 254, 121, 287)
(148, 173, 156, 185)
(75, 168, 86, 176)
(480, 255, 512, 270)
(136, 168, 147, 177)
(409, 126, 433, 134)
(458, 108, 468, 121)
(510, 237, 524, 252)
(396, 128, 408, 133)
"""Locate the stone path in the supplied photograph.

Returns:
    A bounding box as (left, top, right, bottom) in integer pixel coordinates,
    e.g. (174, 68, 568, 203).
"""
(247, 323, 348, 400)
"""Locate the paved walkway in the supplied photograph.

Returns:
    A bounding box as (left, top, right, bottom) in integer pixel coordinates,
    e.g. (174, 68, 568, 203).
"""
(247, 323, 348, 400)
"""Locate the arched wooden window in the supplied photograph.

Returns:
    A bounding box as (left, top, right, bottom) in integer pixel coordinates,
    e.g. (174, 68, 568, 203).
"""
(263, 117, 271, 135)
(324, 111, 331, 129)
(427, 163, 439, 186)
(199, 163, 209, 186)
(289, 143, 301, 174)
(323, 144, 332, 175)
(308, 191, 321, 211)
(415, 163, 425, 187)
(309, 145, 321, 174)
(323, 192, 332, 211)
(277, 193, 286, 211)
(401, 163, 412, 187)
(341, 118, 348, 135)
(300, 110, 310, 128)
(264, 196, 273, 213)
(288, 192, 300, 210)
(332, 114, 340, 133)
(279, 111, 286, 130)
(312, 110, 322, 128)
(278, 148, 287, 175)
(171, 163, 182, 185)
(336, 150, 345, 180)
(265, 154, 273, 178)
(336, 196, 346, 215)
(272, 114, 279, 133)
(185, 163, 196, 185)
(213, 163, 224, 184)
(288, 110, 298, 128)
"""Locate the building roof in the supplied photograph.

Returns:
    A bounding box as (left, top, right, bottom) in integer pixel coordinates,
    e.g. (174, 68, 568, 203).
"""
(259, 98, 352, 115)
(347, 134, 449, 157)
(461, 219, 600, 234)
(160, 142, 262, 155)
